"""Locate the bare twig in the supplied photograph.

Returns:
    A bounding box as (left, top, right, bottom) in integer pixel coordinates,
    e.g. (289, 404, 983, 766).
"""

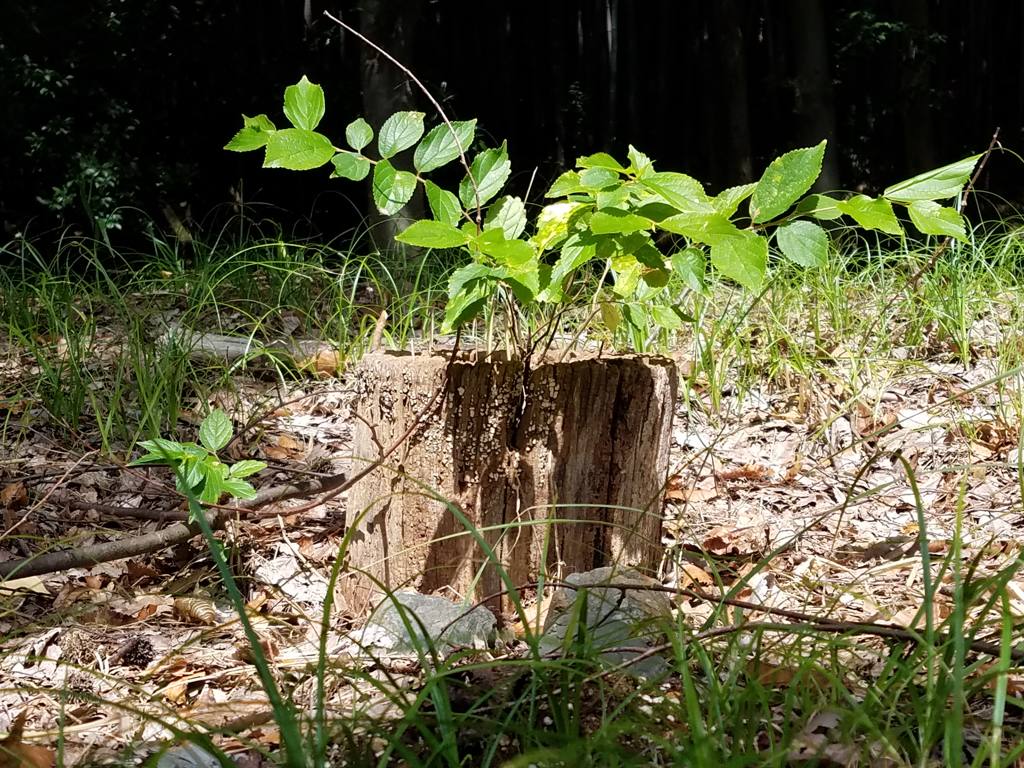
(322, 11, 484, 227)
(906, 126, 1001, 290)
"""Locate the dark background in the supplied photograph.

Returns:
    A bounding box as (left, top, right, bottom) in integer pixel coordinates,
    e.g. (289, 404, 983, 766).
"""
(2, 0, 1022, 244)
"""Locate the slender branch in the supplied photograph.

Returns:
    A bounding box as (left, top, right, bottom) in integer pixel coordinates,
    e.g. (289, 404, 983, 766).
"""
(906, 126, 1001, 290)
(322, 11, 484, 227)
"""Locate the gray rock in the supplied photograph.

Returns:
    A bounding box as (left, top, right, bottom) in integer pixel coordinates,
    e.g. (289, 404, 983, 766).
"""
(540, 566, 673, 680)
(358, 591, 497, 657)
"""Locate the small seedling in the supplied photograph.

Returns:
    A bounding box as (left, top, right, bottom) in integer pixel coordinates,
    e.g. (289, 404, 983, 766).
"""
(130, 409, 266, 504)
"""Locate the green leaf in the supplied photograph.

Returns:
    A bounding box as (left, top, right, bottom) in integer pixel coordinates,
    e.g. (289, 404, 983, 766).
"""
(459, 143, 511, 210)
(906, 200, 967, 241)
(750, 141, 826, 223)
(710, 183, 756, 217)
(610, 255, 644, 297)
(130, 437, 189, 465)
(372, 159, 417, 215)
(836, 195, 903, 236)
(541, 233, 597, 301)
(448, 262, 495, 297)
(378, 111, 425, 159)
(883, 154, 981, 202)
(484, 196, 527, 239)
(283, 76, 326, 131)
(641, 172, 711, 214)
(531, 201, 587, 252)
(263, 129, 335, 171)
(546, 170, 587, 198)
(600, 301, 622, 332)
(198, 462, 226, 504)
(225, 114, 277, 152)
(475, 229, 536, 268)
(345, 118, 373, 151)
(589, 209, 654, 235)
(775, 220, 828, 267)
(577, 152, 627, 172)
(595, 185, 631, 210)
(710, 231, 768, 290)
(579, 167, 620, 190)
(443, 277, 493, 332)
(658, 212, 743, 245)
(221, 478, 258, 500)
(671, 248, 706, 292)
(795, 193, 843, 220)
(651, 305, 685, 330)
(330, 152, 371, 181)
(395, 220, 470, 249)
(424, 181, 463, 226)
(199, 409, 232, 453)
(228, 460, 267, 479)
(627, 145, 654, 177)
(413, 119, 476, 173)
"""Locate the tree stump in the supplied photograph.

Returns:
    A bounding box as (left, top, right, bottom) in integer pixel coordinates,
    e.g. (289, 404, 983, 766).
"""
(343, 351, 677, 613)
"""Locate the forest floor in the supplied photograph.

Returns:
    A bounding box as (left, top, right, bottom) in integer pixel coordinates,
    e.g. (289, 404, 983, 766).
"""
(1, 256, 1023, 765)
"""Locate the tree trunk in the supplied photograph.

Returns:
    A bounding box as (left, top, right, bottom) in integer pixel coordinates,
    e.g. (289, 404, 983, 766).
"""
(358, 0, 425, 251)
(343, 352, 677, 614)
(789, 0, 840, 191)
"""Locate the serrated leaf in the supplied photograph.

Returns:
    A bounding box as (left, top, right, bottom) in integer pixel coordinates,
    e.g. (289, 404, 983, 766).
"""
(221, 478, 258, 500)
(130, 437, 189, 465)
(413, 119, 476, 173)
(577, 152, 628, 172)
(283, 76, 325, 131)
(263, 129, 335, 171)
(711, 183, 756, 217)
(345, 118, 373, 151)
(610, 255, 643, 296)
(228, 460, 267, 479)
(627, 145, 654, 177)
(658, 212, 743, 245)
(751, 141, 826, 223)
(372, 159, 417, 215)
(651, 305, 684, 330)
(225, 114, 276, 152)
(395, 220, 470, 249)
(589, 208, 654, 235)
(595, 185, 631, 210)
(641, 172, 711, 214)
(330, 152, 371, 181)
(459, 143, 511, 210)
(475, 229, 535, 268)
(198, 463, 226, 504)
(884, 154, 981, 202)
(546, 170, 586, 198)
(484, 196, 527, 239)
(541, 233, 598, 301)
(378, 111, 425, 159)
(600, 301, 622, 332)
(775, 220, 828, 267)
(531, 201, 587, 252)
(671, 248, 706, 292)
(711, 231, 768, 290)
(199, 409, 232, 453)
(795, 193, 843, 220)
(443, 277, 492, 332)
(906, 200, 967, 240)
(579, 167, 620, 190)
(836, 195, 903, 235)
(424, 181, 463, 226)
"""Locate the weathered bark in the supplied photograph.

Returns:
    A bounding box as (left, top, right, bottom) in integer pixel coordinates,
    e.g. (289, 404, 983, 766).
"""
(343, 352, 677, 613)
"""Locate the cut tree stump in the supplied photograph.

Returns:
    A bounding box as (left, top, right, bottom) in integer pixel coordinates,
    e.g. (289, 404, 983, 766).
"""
(343, 351, 677, 612)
